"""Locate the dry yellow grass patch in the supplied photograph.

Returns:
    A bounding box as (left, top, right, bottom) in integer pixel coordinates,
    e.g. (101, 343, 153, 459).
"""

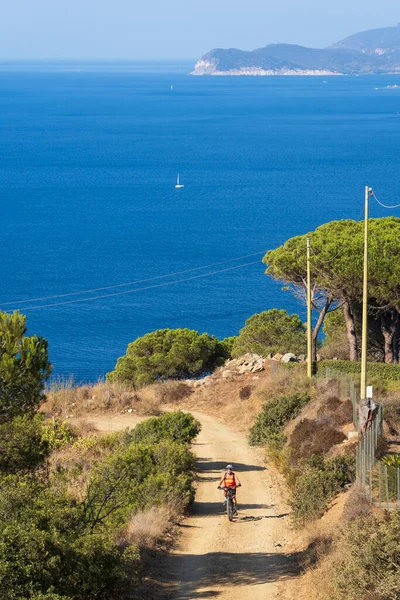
(120, 505, 177, 550)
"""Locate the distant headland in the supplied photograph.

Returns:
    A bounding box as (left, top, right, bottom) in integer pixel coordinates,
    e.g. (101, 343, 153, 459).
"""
(191, 23, 400, 76)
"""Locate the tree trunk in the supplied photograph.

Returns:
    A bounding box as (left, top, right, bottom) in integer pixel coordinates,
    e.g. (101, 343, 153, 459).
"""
(380, 310, 398, 364)
(343, 299, 358, 361)
(312, 295, 333, 361)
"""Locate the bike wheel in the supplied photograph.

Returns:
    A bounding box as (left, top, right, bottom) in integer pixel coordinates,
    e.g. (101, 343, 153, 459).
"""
(227, 496, 233, 521)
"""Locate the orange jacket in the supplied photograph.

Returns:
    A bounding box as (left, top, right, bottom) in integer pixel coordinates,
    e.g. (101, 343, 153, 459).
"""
(219, 471, 241, 489)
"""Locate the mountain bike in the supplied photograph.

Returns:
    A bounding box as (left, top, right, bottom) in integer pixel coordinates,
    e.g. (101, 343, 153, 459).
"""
(219, 486, 236, 521)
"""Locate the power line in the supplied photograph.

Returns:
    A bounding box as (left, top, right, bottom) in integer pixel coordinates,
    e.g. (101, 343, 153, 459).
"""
(371, 191, 400, 210)
(8, 260, 261, 312)
(0, 251, 266, 306)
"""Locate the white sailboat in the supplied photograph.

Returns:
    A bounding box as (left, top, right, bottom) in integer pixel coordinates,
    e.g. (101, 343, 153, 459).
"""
(175, 173, 184, 189)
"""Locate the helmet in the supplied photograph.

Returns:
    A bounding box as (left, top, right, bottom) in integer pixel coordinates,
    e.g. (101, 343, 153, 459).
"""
(226, 464, 233, 470)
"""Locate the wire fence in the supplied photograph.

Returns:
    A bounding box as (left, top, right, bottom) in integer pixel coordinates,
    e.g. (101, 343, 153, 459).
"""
(319, 367, 400, 509)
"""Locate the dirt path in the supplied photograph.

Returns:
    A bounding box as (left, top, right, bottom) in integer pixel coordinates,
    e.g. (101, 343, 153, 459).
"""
(81, 410, 300, 599)
(167, 412, 300, 600)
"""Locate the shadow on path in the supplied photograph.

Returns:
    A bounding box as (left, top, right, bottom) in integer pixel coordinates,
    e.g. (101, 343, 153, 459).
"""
(197, 458, 266, 474)
(145, 549, 304, 599)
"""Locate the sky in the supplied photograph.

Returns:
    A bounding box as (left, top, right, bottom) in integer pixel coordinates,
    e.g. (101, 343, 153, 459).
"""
(1, 0, 399, 60)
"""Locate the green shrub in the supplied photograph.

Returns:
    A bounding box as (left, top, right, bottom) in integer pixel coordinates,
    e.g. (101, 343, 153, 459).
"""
(289, 455, 355, 525)
(128, 411, 201, 445)
(380, 454, 400, 468)
(41, 418, 76, 450)
(249, 392, 311, 447)
(0, 414, 50, 474)
(232, 309, 306, 358)
(106, 328, 228, 386)
(331, 511, 400, 600)
(317, 360, 400, 382)
(0, 475, 139, 600)
(84, 438, 196, 531)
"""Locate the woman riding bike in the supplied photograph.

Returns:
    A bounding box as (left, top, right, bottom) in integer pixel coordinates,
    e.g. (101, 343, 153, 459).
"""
(218, 464, 241, 514)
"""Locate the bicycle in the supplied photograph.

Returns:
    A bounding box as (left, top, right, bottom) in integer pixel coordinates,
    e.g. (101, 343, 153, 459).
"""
(218, 486, 239, 521)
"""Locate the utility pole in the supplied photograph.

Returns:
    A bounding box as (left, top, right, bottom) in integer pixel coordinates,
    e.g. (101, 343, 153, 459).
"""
(307, 237, 312, 378)
(360, 186, 372, 399)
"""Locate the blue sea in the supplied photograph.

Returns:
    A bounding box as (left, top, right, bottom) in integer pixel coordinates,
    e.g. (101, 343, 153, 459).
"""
(1, 61, 400, 382)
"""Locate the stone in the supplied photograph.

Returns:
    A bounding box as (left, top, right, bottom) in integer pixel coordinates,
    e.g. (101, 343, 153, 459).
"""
(297, 355, 306, 362)
(348, 431, 359, 441)
(272, 353, 283, 361)
(281, 353, 297, 363)
(222, 370, 234, 378)
(239, 364, 253, 374)
(251, 359, 265, 373)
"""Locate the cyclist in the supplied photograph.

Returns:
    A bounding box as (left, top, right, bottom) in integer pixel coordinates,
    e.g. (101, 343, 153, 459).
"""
(217, 464, 241, 514)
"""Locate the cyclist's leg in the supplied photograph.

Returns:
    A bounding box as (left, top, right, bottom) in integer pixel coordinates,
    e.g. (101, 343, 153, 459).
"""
(232, 489, 237, 506)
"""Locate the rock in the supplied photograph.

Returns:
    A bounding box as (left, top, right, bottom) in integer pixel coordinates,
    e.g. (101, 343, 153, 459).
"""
(127, 409, 133, 413)
(222, 370, 234, 378)
(266, 353, 274, 359)
(224, 359, 240, 369)
(348, 431, 359, 441)
(251, 359, 265, 373)
(281, 353, 297, 363)
(272, 353, 283, 361)
(239, 364, 254, 374)
(297, 355, 306, 362)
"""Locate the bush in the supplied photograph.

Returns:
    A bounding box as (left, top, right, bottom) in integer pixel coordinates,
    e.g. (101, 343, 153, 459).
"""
(232, 309, 306, 358)
(0, 475, 139, 600)
(106, 328, 229, 387)
(289, 455, 355, 524)
(249, 392, 311, 447)
(128, 411, 201, 445)
(84, 439, 196, 531)
(0, 414, 50, 474)
(317, 360, 400, 382)
(331, 511, 400, 600)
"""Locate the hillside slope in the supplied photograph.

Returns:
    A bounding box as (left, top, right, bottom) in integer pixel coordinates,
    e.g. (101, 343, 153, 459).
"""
(191, 24, 400, 75)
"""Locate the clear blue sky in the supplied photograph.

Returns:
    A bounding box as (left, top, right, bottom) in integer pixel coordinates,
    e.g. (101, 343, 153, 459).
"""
(1, 0, 399, 60)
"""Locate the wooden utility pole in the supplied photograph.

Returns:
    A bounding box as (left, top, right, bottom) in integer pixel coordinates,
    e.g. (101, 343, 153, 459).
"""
(360, 186, 372, 399)
(307, 237, 312, 378)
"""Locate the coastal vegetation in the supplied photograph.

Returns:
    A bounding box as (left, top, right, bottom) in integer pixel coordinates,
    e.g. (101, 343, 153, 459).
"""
(231, 309, 306, 358)
(0, 310, 200, 598)
(264, 217, 400, 364)
(107, 328, 229, 386)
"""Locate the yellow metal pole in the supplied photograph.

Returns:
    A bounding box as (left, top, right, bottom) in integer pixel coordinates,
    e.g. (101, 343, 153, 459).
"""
(360, 186, 371, 399)
(307, 237, 312, 378)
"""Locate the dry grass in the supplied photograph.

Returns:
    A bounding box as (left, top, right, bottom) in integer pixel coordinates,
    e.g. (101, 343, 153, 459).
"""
(342, 484, 372, 522)
(43, 379, 195, 419)
(120, 505, 177, 550)
(288, 419, 346, 461)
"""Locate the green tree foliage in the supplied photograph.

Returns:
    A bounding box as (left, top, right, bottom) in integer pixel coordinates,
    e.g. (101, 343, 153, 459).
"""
(249, 392, 310, 447)
(107, 328, 229, 386)
(232, 309, 306, 358)
(0, 311, 52, 422)
(264, 217, 400, 363)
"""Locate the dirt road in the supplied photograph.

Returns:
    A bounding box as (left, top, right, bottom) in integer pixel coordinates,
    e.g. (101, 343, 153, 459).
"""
(168, 412, 300, 600)
(84, 410, 300, 599)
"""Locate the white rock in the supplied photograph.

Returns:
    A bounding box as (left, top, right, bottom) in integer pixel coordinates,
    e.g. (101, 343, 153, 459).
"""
(281, 353, 297, 363)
